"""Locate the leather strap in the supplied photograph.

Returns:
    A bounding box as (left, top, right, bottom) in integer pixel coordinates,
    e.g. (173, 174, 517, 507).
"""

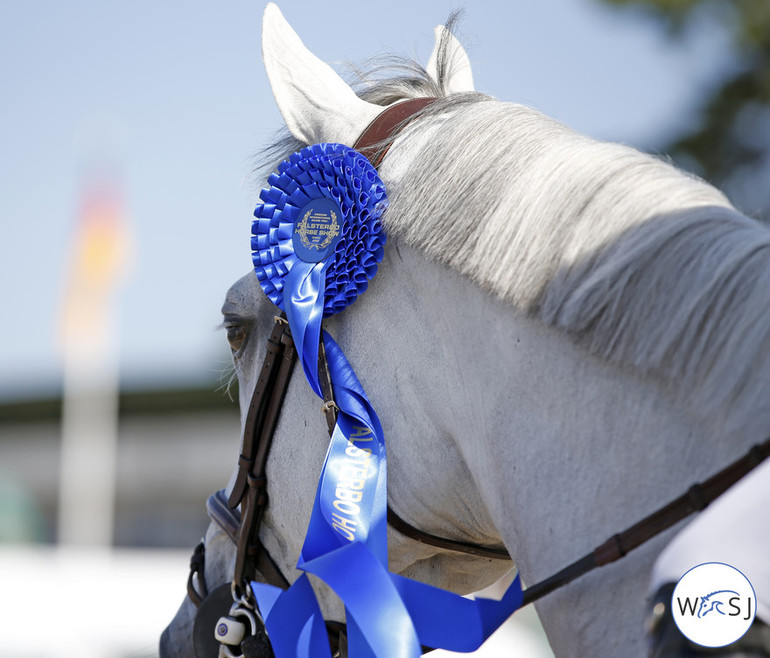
(318, 338, 338, 435)
(591, 440, 770, 566)
(386, 507, 510, 560)
(230, 315, 297, 594)
(187, 541, 208, 607)
(206, 489, 240, 543)
(353, 97, 439, 168)
(229, 318, 289, 509)
(521, 437, 770, 606)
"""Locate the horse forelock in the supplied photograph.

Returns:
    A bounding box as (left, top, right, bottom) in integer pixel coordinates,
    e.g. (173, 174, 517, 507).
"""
(255, 22, 770, 435)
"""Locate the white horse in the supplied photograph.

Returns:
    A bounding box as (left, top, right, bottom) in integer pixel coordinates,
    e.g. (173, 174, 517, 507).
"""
(162, 5, 770, 656)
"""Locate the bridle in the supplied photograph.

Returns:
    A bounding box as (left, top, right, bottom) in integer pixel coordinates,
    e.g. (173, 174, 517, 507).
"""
(190, 306, 513, 658)
(185, 97, 770, 658)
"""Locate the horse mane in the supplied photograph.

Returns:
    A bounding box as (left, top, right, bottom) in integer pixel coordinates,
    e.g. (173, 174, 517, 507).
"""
(258, 24, 770, 433)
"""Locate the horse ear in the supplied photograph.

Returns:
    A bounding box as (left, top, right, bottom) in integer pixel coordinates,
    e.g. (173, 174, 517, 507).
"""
(261, 3, 381, 146)
(426, 25, 475, 94)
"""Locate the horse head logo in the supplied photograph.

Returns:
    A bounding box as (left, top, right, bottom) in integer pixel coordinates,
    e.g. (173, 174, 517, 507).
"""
(697, 590, 740, 618)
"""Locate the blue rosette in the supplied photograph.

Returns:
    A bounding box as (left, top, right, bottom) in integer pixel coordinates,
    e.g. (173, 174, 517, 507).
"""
(252, 143, 387, 317)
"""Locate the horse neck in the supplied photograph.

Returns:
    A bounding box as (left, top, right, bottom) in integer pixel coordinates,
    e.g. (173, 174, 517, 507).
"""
(379, 99, 770, 440)
(347, 240, 717, 546)
(345, 241, 768, 656)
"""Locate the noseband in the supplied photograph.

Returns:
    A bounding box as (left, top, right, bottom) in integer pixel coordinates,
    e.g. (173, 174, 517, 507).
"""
(185, 97, 770, 658)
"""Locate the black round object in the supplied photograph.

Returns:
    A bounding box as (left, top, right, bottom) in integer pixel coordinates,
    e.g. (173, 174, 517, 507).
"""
(193, 584, 237, 658)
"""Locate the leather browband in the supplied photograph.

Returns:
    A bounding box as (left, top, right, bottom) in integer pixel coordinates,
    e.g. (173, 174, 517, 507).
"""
(353, 97, 439, 168)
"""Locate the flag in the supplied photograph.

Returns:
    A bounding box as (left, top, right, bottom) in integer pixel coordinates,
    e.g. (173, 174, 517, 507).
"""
(60, 172, 132, 360)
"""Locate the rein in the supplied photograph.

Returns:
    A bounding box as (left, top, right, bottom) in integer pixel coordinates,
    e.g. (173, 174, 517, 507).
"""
(187, 96, 770, 657)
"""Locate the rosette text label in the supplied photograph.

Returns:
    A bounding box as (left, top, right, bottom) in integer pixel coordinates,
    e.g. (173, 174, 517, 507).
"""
(332, 425, 374, 541)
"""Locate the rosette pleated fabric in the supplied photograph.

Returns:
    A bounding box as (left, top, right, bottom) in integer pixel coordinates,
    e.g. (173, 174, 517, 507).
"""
(251, 144, 522, 658)
(252, 144, 386, 317)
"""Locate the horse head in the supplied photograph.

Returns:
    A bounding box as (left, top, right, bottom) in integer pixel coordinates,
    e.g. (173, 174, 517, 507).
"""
(163, 4, 770, 657)
(162, 7, 511, 657)
(697, 590, 740, 618)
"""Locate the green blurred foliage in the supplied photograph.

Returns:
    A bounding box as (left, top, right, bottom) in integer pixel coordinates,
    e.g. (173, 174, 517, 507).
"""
(601, 0, 770, 218)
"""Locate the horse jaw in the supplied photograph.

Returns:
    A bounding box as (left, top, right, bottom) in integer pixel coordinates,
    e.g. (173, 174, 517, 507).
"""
(426, 25, 475, 93)
(261, 3, 381, 146)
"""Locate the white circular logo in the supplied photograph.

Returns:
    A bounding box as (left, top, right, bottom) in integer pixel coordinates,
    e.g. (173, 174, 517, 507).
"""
(671, 562, 756, 648)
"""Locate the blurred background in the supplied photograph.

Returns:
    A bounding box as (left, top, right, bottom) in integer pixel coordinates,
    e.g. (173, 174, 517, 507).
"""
(1, 0, 767, 656)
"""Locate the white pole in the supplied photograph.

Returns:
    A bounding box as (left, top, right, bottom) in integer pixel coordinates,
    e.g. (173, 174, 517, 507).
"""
(58, 331, 120, 547)
(57, 172, 130, 548)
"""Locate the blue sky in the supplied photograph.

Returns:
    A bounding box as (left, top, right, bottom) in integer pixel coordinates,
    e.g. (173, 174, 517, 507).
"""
(0, 0, 733, 399)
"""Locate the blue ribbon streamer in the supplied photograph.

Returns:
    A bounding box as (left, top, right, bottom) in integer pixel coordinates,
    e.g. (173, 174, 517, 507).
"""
(251, 144, 524, 657)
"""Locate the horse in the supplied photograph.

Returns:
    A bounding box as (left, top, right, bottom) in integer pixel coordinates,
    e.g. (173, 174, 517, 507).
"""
(697, 591, 740, 619)
(161, 4, 770, 656)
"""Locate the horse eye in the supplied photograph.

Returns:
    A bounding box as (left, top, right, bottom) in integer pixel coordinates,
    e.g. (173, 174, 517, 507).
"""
(225, 323, 247, 354)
